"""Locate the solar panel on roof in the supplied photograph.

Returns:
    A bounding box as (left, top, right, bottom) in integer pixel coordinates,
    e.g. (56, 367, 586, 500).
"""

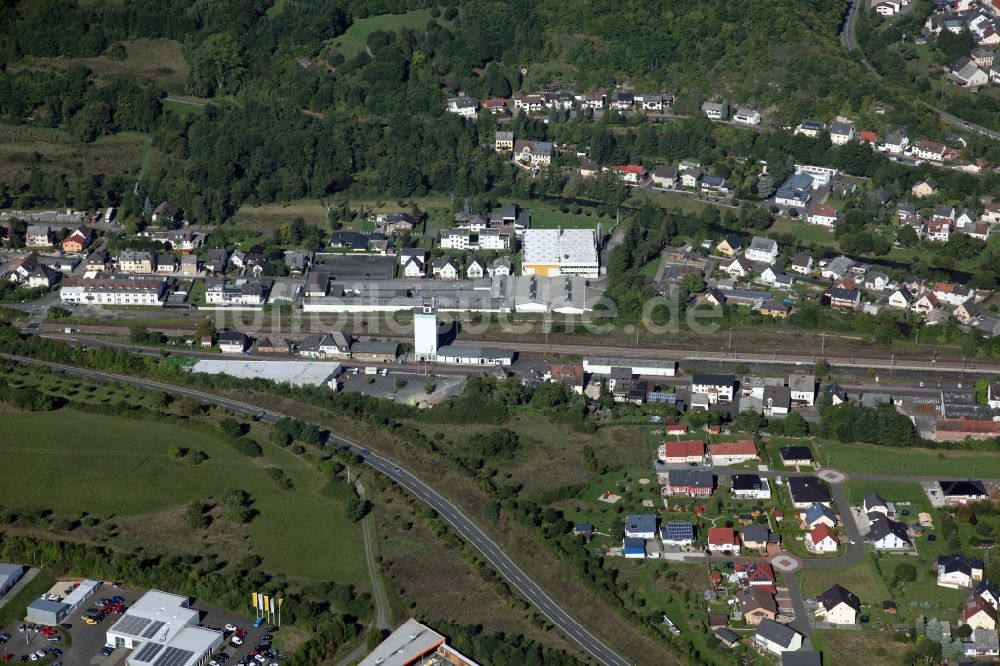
(153, 646, 195, 666)
(112, 615, 152, 637)
(666, 523, 693, 539)
(133, 642, 165, 663)
(141, 620, 166, 639)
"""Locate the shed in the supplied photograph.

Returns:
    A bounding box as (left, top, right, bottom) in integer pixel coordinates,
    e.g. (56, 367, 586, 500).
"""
(27, 598, 69, 625)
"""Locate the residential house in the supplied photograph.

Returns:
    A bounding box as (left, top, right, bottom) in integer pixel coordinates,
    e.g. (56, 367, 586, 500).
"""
(735, 561, 777, 588)
(864, 271, 892, 292)
(446, 97, 478, 117)
(482, 98, 507, 114)
(660, 522, 695, 547)
(179, 255, 200, 277)
(933, 282, 973, 306)
(760, 300, 791, 318)
(915, 139, 947, 161)
(829, 287, 861, 311)
(826, 382, 848, 405)
(690, 374, 735, 405)
(716, 234, 742, 257)
(707, 527, 740, 553)
(283, 250, 311, 276)
(966, 628, 1000, 657)
(491, 257, 511, 277)
(741, 524, 770, 551)
(795, 120, 826, 138)
(789, 373, 816, 406)
(635, 93, 666, 111)
(963, 600, 999, 631)
(976, 580, 1000, 609)
(808, 524, 839, 553)
(117, 251, 155, 274)
(651, 165, 678, 188)
(715, 628, 742, 648)
(733, 107, 762, 125)
(495, 131, 514, 151)
(84, 250, 109, 272)
(948, 56, 990, 87)
(821, 255, 855, 281)
(912, 178, 939, 198)
(911, 292, 940, 314)
(432, 257, 459, 280)
(512, 139, 553, 166)
(402, 255, 426, 278)
(151, 201, 180, 226)
(938, 480, 989, 504)
(702, 101, 728, 120)
(466, 257, 487, 279)
(753, 619, 803, 655)
(859, 130, 878, 145)
(830, 120, 854, 145)
(779, 446, 815, 466)
(709, 440, 758, 466)
(788, 477, 832, 508)
(955, 301, 984, 325)
(665, 470, 715, 497)
(789, 253, 814, 275)
(807, 203, 838, 227)
(61, 227, 91, 253)
(155, 254, 177, 274)
(218, 331, 249, 354)
(679, 168, 703, 189)
(887, 286, 914, 309)
(607, 164, 645, 184)
(884, 128, 910, 154)
(721, 256, 752, 278)
(609, 91, 634, 111)
(659, 439, 706, 464)
(622, 537, 647, 559)
(745, 236, 779, 264)
(25, 225, 52, 246)
(579, 159, 599, 178)
(731, 474, 771, 499)
(868, 515, 912, 550)
(625, 514, 657, 540)
(816, 585, 861, 625)
(763, 385, 791, 416)
(738, 588, 778, 626)
(938, 554, 984, 589)
(202, 249, 228, 275)
(864, 493, 890, 517)
(25, 264, 57, 288)
(802, 503, 838, 529)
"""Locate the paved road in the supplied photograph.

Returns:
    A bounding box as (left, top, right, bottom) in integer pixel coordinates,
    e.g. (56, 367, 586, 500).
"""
(840, 0, 862, 50)
(782, 571, 811, 637)
(2, 354, 630, 666)
(164, 94, 209, 108)
(925, 103, 1000, 142)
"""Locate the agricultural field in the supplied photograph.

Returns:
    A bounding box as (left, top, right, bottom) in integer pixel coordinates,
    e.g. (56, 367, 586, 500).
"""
(17, 38, 189, 90)
(0, 405, 366, 584)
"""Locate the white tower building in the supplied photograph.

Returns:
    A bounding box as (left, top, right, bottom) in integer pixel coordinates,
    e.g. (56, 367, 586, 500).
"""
(413, 304, 438, 361)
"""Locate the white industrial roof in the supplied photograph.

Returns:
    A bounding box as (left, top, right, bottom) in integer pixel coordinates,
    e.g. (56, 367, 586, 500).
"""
(108, 590, 197, 644)
(127, 626, 223, 666)
(360, 619, 452, 666)
(62, 579, 99, 607)
(192, 360, 341, 386)
(522, 228, 598, 266)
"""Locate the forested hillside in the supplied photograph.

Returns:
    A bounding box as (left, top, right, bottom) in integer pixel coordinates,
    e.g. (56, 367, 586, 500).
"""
(0, 0, 905, 222)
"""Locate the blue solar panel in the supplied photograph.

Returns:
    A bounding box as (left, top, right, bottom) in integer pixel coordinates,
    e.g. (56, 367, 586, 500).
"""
(133, 642, 165, 663)
(665, 522, 694, 540)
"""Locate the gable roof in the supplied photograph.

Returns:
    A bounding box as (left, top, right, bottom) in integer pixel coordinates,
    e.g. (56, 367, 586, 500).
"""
(819, 584, 861, 613)
(754, 618, 799, 648)
(663, 439, 705, 459)
(810, 523, 837, 544)
(707, 527, 737, 546)
(779, 446, 814, 462)
(731, 474, 766, 491)
(864, 492, 888, 512)
(939, 479, 987, 497)
(739, 586, 777, 614)
(667, 469, 715, 489)
(625, 514, 657, 534)
(803, 502, 836, 525)
(868, 515, 911, 545)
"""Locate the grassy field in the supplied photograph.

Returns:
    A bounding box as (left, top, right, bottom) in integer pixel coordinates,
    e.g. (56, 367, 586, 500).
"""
(526, 203, 612, 229)
(799, 558, 892, 606)
(0, 410, 365, 583)
(769, 216, 839, 249)
(817, 439, 1000, 478)
(18, 38, 188, 89)
(163, 99, 204, 117)
(810, 630, 910, 666)
(631, 188, 723, 214)
(330, 9, 444, 58)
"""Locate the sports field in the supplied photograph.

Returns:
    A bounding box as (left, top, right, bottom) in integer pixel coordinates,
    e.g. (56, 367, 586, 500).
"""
(0, 411, 365, 583)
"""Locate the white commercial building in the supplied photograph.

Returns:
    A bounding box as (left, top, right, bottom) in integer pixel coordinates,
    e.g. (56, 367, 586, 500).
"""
(794, 164, 837, 188)
(60, 275, 167, 307)
(521, 228, 599, 278)
(582, 357, 677, 377)
(108, 590, 224, 666)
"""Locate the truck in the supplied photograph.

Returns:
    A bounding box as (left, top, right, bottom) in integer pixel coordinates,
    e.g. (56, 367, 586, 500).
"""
(103, 207, 115, 223)
(364, 366, 377, 375)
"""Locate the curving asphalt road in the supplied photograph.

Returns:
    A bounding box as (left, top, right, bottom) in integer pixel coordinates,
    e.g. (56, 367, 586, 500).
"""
(2, 354, 631, 666)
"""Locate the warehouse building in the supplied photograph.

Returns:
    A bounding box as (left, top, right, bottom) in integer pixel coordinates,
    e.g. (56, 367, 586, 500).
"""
(26, 579, 99, 625)
(360, 618, 480, 666)
(583, 357, 677, 377)
(521, 228, 600, 278)
(0, 563, 24, 597)
(436, 344, 514, 366)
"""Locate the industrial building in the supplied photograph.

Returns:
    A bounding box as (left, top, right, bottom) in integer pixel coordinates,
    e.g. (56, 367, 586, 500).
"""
(520, 228, 600, 278)
(26, 579, 99, 625)
(582, 357, 677, 377)
(411, 306, 513, 366)
(0, 563, 24, 597)
(107, 590, 224, 666)
(360, 618, 480, 666)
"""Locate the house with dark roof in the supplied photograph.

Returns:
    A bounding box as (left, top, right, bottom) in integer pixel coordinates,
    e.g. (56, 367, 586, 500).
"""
(788, 477, 832, 508)
(816, 584, 861, 625)
(665, 470, 715, 497)
(802, 502, 837, 529)
(753, 618, 803, 655)
(938, 554, 984, 589)
(738, 587, 777, 626)
(625, 514, 657, 539)
(938, 480, 989, 504)
(864, 493, 890, 517)
(779, 446, 815, 466)
(731, 474, 771, 500)
(868, 515, 912, 550)
(660, 522, 695, 546)
(781, 653, 822, 666)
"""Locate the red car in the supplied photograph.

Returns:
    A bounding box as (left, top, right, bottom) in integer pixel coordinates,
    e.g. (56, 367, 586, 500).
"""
(234, 629, 247, 639)
(2, 654, 12, 663)
(40, 627, 56, 637)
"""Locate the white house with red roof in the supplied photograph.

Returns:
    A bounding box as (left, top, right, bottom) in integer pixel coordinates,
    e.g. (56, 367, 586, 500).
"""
(806, 203, 838, 227)
(707, 527, 740, 554)
(607, 164, 645, 184)
(808, 524, 839, 553)
(708, 440, 758, 466)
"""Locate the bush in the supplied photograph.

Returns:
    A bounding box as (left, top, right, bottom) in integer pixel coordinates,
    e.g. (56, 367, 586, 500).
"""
(230, 438, 263, 457)
(188, 450, 208, 465)
(344, 497, 372, 523)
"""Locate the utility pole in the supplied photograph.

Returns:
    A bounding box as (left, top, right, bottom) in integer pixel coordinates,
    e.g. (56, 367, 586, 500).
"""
(728, 327, 733, 353)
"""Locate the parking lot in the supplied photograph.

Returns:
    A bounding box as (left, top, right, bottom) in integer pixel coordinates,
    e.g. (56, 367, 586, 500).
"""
(338, 367, 466, 404)
(2, 582, 282, 666)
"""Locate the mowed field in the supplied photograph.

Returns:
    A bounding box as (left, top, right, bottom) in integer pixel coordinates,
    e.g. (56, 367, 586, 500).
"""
(0, 411, 366, 584)
(817, 439, 1000, 478)
(330, 9, 444, 58)
(19, 38, 188, 89)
